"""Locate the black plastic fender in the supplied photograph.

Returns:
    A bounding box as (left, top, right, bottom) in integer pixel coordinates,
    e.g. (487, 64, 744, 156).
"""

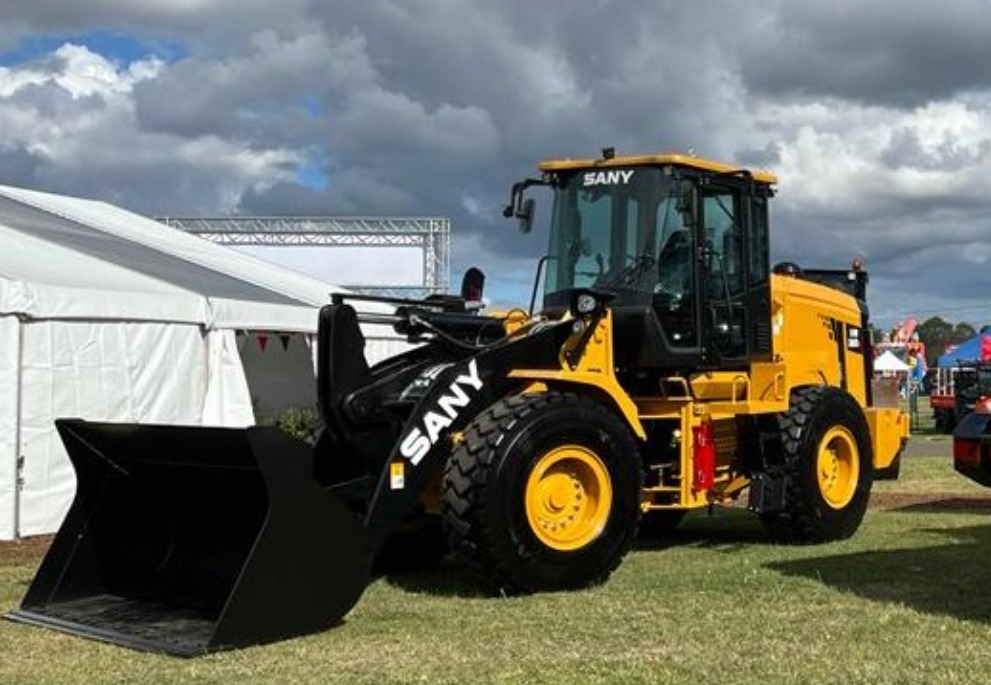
(953, 410, 991, 487)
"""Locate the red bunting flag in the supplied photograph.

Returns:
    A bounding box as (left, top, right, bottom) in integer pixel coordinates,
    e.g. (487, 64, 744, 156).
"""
(257, 333, 268, 353)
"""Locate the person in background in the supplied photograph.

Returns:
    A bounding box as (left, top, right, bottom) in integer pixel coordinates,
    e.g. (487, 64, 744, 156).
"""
(911, 349, 927, 392)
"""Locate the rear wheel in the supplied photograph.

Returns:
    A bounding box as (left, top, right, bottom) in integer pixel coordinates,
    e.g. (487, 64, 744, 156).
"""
(442, 392, 642, 592)
(761, 386, 873, 543)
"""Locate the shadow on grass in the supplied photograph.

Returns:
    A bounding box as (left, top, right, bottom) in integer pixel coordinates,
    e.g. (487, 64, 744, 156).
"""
(767, 523, 991, 625)
(381, 558, 494, 598)
(387, 508, 771, 598)
(891, 498, 991, 513)
(636, 507, 770, 551)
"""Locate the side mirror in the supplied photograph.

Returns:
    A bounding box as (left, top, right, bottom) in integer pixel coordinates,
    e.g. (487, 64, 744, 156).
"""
(517, 197, 535, 233)
(504, 177, 547, 232)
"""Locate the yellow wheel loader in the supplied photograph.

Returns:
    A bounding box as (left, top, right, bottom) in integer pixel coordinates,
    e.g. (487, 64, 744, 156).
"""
(6, 150, 909, 655)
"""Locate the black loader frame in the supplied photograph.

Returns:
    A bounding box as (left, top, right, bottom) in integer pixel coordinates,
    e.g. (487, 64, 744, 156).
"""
(6, 290, 577, 656)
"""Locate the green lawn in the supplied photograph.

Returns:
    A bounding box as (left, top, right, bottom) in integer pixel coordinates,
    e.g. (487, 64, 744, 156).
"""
(3, 445, 991, 685)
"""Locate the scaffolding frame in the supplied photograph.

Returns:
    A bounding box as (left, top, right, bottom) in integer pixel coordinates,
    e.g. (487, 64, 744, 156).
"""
(158, 216, 451, 296)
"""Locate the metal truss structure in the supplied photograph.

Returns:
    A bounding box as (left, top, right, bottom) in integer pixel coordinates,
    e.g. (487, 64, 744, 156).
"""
(158, 216, 451, 297)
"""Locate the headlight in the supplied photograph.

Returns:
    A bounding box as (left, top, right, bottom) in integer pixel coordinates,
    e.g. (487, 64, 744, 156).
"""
(576, 293, 597, 315)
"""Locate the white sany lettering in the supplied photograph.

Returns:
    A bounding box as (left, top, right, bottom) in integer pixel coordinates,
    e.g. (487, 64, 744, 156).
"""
(437, 384, 470, 419)
(455, 359, 483, 391)
(399, 428, 431, 465)
(397, 359, 487, 467)
(423, 410, 453, 443)
(582, 169, 635, 186)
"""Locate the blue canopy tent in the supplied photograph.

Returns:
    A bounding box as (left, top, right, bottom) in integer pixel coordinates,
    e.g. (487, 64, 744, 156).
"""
(938, 326, 991, 368)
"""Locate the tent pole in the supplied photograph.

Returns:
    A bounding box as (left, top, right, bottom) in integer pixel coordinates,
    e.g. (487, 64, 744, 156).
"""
(12, 317, 23, 540)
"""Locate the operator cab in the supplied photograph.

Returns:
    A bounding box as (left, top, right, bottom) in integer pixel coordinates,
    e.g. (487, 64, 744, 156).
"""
(507, 151, 777, 373)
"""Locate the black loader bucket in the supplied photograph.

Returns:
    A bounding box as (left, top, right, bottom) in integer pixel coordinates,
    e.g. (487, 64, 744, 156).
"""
(5, 419, 370, 656)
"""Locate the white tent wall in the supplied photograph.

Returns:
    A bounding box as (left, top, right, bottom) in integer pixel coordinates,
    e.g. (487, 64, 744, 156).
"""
(0, 315, 21, 539)
(202, 329, 255, 426)
(9, 320, 255, 539)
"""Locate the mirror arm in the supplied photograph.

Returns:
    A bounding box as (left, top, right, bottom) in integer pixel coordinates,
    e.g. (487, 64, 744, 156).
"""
(503, 177, 548, 219)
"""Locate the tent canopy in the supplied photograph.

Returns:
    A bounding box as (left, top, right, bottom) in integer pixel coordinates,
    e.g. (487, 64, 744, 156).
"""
(873, 350, 911, 372)
(0, 183, 394, 332)
(938, 327, 991, 368)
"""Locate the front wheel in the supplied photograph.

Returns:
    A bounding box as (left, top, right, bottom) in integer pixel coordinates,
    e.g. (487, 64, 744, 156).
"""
(761, 386, 873, 543)
(442, 392, 643, 592)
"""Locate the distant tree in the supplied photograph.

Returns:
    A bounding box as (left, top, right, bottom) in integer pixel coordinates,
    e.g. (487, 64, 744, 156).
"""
(953, 321, 977, 342)
(866, 322, 882, 344)
(915, 316, 976, 367)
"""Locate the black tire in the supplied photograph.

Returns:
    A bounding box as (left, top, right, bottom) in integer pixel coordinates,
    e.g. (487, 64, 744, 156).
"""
(761, 386, 873, 543)
(442, 391, 643, 593)
(639, 510, 688, 538)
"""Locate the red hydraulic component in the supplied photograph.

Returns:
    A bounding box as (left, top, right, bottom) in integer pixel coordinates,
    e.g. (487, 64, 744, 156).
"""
(692, 423, 715, 491)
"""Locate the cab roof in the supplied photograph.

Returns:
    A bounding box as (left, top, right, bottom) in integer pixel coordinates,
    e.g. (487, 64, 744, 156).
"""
(537, 152, 778, 185)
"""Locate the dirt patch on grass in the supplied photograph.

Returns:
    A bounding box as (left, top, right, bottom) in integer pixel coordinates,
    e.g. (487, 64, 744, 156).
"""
(0, 535, 51, 567)
(904, 436, 952, 458)
(0, 489, 985, 569)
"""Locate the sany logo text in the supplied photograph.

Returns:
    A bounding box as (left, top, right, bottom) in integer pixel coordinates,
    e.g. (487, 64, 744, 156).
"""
(583, 169, 634, 186)
(399, 359, 483, 465)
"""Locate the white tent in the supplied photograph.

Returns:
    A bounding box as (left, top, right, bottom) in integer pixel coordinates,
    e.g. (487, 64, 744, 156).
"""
(0, 183, 407, 539)
(873, 350, 911, 373)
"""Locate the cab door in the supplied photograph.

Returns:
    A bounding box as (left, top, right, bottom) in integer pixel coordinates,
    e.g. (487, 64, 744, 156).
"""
(698, 183, 749, 366)
(745, 191, 773, 361)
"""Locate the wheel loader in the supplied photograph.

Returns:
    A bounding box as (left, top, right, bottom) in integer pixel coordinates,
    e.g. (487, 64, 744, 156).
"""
(6, 149, 909, 656)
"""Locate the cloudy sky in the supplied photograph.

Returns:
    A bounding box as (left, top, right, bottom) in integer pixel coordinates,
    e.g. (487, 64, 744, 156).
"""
(2, 0, 991, 329)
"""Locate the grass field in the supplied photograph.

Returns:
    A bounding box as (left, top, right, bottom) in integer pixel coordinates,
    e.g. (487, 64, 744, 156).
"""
(3, 437, 991, 685)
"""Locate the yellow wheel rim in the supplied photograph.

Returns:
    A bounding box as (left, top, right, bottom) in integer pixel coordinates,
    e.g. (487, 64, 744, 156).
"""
(816, 426, 859, 510)
(525, 445, 612, 551)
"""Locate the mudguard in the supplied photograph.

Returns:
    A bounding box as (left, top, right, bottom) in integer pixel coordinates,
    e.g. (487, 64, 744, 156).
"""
(953, 410, 991, 488)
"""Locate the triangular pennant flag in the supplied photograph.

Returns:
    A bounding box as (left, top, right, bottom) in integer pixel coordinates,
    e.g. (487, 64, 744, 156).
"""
(258, 333, 268, 353)
(279, 334, 291, 351)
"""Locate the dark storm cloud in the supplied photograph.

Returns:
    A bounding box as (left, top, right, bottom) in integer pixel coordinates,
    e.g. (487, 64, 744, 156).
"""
(131, 31, 334, 144)
(740, 0, 991, 107)
(3, 0, 764, 271)
(2, 1, 991, 324)
(0, 147, 43, 187)
(0, 0, 311, 46)
(237, 0, 763, 268)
